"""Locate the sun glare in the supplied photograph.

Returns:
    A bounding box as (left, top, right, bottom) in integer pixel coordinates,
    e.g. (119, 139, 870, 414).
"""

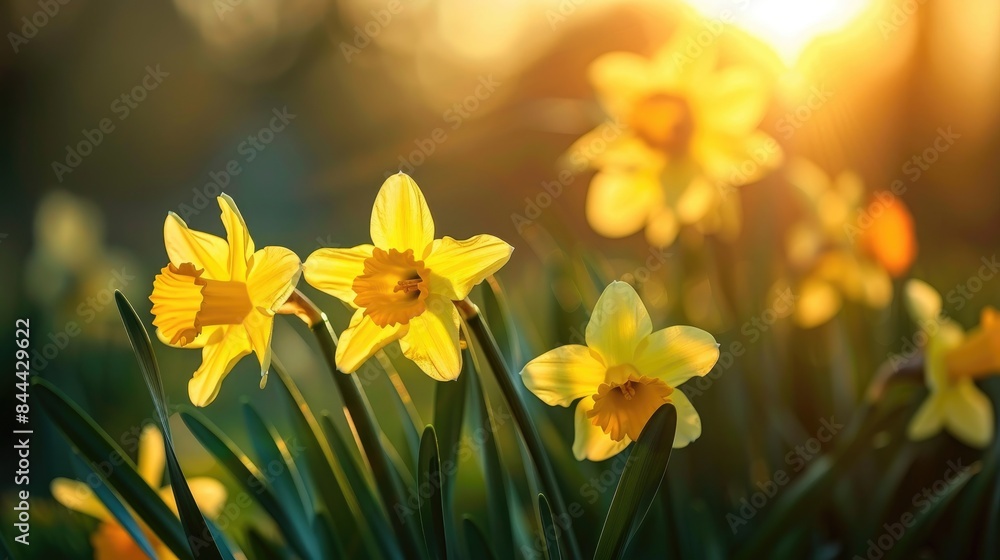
(683, 0, 874, 63)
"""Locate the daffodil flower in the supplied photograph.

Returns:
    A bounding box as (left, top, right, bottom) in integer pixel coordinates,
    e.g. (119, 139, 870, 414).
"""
(786, 159, 915, 328)
(51, 426, 227, 560)
(905, 279, 995, 448)
(520, 281, 719, 461)
(149, 194, 302, 406)
(569, 20, 782, 246)
(303, 173, 513, 381)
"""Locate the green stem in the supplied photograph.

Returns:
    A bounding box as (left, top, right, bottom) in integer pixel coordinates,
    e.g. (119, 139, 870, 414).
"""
(457, 298, 584, 560)
(291, 291, 424, 559)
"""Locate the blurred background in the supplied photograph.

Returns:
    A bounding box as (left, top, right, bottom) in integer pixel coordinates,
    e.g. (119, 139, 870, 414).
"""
(1, 0, 999, 557)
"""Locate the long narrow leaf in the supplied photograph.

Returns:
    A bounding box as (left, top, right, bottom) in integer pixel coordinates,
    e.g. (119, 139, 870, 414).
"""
(536, 493, 562, 560)
(417, 426, 449, 560)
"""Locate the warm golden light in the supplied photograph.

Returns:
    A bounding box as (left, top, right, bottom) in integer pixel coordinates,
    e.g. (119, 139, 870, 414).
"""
(683, 0, 874, 63)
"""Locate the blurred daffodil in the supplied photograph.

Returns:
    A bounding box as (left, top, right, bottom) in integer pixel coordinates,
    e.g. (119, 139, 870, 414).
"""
(786, 159, 915, 328)
(149, 194, 302, 406)
(904, 279, 995, 448)
(51, 426, 227, 560)
(569, 22, 781, 246)
(304, 173, 513, 381)
(520, 281, 719, 461)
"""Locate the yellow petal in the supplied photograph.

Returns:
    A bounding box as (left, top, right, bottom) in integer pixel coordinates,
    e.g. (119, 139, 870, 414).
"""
(155, 325, 222, 349)
(399, 294, 462, 381)
(371, 173, 435, 254)
(160, 478, 228, 519)
(586, 170, 660, 239)
(675, 176, 718, 224)
(697, 67, 769, 133)
(163, 213, 228, 280)
(520, 345, 606, 407)
(303, 245, 375, 304)
(943, 381, 995, 448)
(244, 310, 276, 379)
(137, 425, 165, 488)
(695, 130, 782, 187)
(907, 393, 946, 442)
(670, 390, 702, 448)
(425, 235, 514, 300)
(634, 326, 719, 387)
(926, 320, 965, 390)
(644, 205, 678, 247)
(247, 246, 301, 312)
(587, 52, 652, 116)
(51, 478, 110, 520)
(188, 326, 252, 407)
(218, 194, 254, 281)
(586, 281, 652, 367)
(336, 308, 406, 373)
(794, 279, 841, 328)
(572, 396, 631, 461)
(904, 279, 942, 325)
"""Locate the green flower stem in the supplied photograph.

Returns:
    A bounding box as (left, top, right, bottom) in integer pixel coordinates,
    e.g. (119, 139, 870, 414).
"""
(456, 298, 584, 560)
(288, 290, 424, 559)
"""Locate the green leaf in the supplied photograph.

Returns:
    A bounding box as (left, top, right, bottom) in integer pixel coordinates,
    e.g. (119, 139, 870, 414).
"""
(478, 276, 521, 366)
(179, 408, 319, 560)
(418, 426, 449, 560)
(462, 516, 498, 560)
(246, 528, 289, 560)
(884, 462, 977, 560)
(271, 359, 375, 558)
(70, 454, 158, 559)
(115, 290, 224, 560)
(536, 493, 562, 560)
(242, 401, 310, 526)
(434, 362, 468, 496)
(314, 509, 346, 559)
(594, 404, 678, 560)
(33, 377, 191, 559)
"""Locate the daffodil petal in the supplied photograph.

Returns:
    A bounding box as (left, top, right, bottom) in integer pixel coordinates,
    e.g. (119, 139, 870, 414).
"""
(303, 245, 375, 304)
(160, 478, 228, 519)
(586, 281, 652, 367)
(644, 205, 679, 247)
(188, 326, 252, 407)
(218, 194, 254, 281)
(634, 326, 719, 387)
(244, 311, 275, 378)
(695, 130, 782, 187)
(371, 173, 435, 254)
(425, 235, 513, 300)
(51, 478, 110, 520)
(907, 393, 946, 441)
(670, 390, 702, 448)
(247, 246, 301, 312)
(137, 425, 165, 488)
(520, 345, 606, 407)
(588, 51, 651, 116)
(697, 67, 769, 132)
(572, 396, 631, 461)
(905, 279, 942, 325)
(163, 213, 228, 280)
(336, 308, 406, 373)
(794, 279, 841, 328)
(586, 170, 660, 239)
(944, 381, 995, 449)
(399, 295, 462, 381)
(155, 325, 222, 349)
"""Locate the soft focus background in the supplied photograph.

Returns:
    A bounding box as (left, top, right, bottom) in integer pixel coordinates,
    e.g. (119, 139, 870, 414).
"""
(2, 0, 999, 557)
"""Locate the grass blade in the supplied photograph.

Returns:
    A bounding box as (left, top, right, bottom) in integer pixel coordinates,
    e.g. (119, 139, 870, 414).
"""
(114, 291, 224, 560)
(242, 401, 310, 527)
(536, 493, 562, 560)
(418, 426, 449, 560)
(594, 404, 678, 560)
(462, 516, 498, 560)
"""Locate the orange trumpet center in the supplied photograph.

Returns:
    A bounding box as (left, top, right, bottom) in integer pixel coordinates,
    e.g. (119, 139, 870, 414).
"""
(588, 374, 674, 442)
(629, 93, 694, 156)
(150, 263, 254, 346)
(353, 247, 431, 327)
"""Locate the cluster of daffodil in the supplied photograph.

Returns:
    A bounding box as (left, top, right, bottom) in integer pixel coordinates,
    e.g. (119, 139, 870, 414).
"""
(146, 172, 718, 465)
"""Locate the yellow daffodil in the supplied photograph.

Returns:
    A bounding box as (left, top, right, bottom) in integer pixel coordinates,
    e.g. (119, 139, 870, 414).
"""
(303, 173, 513, 381)
(149, 194, 302, 406)
(520, 281, 719, 461)
(51, 426, 227, 560)
(569, 21, 782, 246)
(786, 159, 915, 328)
(904, 279, 995, 448)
